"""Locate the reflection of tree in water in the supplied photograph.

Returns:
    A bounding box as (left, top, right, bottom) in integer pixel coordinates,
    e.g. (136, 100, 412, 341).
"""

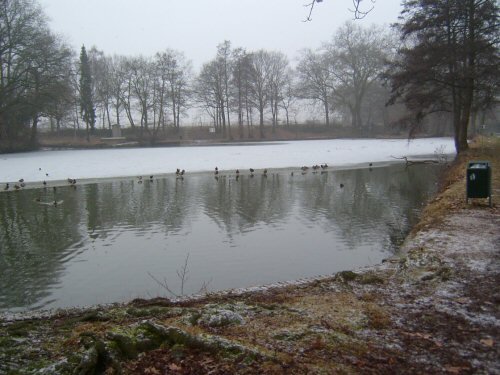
(0, 164, 442, 311)
(199, 173, 292, 236)
(84, 178, 191, 236)
(296, 164, 442, 252)
(0, 187, 83, 311)
(0, 178, 194, 311)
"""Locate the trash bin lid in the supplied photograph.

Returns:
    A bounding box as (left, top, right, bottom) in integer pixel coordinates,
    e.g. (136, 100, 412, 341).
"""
(468, 161, 489, 169)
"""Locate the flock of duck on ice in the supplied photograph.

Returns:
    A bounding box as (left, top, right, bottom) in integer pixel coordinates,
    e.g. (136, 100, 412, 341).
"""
(2, 162, 379, 205)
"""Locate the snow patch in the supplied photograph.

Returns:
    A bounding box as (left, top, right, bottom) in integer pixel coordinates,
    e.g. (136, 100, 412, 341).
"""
(0, 138, 455, 184)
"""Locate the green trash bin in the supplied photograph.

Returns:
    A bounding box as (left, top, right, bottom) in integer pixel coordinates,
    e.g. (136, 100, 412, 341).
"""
(466, 161, 492, 206)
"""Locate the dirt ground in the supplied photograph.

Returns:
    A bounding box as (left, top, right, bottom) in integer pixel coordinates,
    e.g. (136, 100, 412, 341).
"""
(0, 137, 498, 374)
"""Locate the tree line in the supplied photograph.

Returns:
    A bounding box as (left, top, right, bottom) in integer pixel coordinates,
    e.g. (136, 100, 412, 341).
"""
(0, 0, 498, 153)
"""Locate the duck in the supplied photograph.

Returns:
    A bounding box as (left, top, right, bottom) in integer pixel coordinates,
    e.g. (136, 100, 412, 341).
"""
(42, 181, 47, 187)
(18, 178, 24, 183)
(4, 183, 9, 190)
(215, 167, 219, 175)
(20, 182, 26, 188)
(321, 163, 328, 169)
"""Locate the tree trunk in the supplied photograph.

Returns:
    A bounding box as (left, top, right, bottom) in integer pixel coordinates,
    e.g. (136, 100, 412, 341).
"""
(259, 106, 265, 139)
(324, 100, 330, 127)
(106, 103, 112, 130)
(30, 115, 38, 149)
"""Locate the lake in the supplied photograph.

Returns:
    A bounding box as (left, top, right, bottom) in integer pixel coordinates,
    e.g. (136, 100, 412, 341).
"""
(0, 162, 444, 312)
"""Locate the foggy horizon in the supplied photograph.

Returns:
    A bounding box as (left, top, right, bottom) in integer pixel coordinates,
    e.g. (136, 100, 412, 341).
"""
(39, 0, 402, 68)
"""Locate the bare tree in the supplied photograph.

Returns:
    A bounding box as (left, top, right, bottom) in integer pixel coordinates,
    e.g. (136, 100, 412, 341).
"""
(127, 56, 154, 140)
(195, 59, 225, 133)
(120, 57, 138, 130)
(217, 41, 233, 138)
(155, 49, 192, 132)
(280, 73, 298, 127)
(0, 0, 73, 150)
(326, 22, 391, 129)
(107, 55, 128, 129)
(268, 51, 290, 133)
(45, 50, 75, 135)
(296, 48, 334, 126)
(247, 50, 274, 138)
(88, 47, 113, 130)
(231, 48, 255, 137)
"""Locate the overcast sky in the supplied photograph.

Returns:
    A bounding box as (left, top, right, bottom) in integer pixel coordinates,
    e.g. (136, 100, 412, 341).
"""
(38, 0, 402, 69)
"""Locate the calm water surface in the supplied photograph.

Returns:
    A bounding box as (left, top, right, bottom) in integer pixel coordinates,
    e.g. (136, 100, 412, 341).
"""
(0, 163, 443, 312)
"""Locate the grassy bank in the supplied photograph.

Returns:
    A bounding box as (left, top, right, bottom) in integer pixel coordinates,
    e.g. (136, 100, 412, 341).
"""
(412, 136, 498, 233)
(0, 137, 498, 374)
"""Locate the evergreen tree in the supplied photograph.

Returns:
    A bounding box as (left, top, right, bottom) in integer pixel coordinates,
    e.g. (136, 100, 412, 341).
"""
(79, 45, 95, 141)
(388, 0, 499, 154)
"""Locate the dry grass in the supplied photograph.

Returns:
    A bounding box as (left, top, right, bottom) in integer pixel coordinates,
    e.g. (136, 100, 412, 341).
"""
(411, 136, 499, 234)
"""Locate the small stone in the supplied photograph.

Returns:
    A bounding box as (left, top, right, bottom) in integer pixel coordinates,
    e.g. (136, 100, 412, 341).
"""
(198, 309, 245, 327)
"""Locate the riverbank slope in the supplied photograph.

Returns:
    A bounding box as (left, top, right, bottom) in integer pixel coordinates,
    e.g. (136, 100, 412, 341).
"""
(0, 137, 498, 374)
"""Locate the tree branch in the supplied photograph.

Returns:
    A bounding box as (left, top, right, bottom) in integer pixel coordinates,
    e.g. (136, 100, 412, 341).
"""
(349, 0, 376, 19)
(304, 0, 375, 22)
(304, 0, 321, 22)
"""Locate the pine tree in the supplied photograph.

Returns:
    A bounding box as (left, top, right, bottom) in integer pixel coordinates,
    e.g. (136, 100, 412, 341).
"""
(79, 45, 95, 141)
(388, 0, 499, 154)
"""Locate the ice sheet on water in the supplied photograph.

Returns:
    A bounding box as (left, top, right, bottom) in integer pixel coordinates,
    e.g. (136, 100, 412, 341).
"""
(0, 138, 455, 183)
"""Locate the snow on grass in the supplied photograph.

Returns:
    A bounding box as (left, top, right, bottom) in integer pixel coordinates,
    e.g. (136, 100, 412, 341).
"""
(0, 138, 455, 184)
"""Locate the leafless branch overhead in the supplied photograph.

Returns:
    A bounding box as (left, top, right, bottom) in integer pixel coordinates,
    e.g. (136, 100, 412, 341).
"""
(349, 0, 375, 19)
(303, 0, 321, 22)
(304, 0, 375, 22)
